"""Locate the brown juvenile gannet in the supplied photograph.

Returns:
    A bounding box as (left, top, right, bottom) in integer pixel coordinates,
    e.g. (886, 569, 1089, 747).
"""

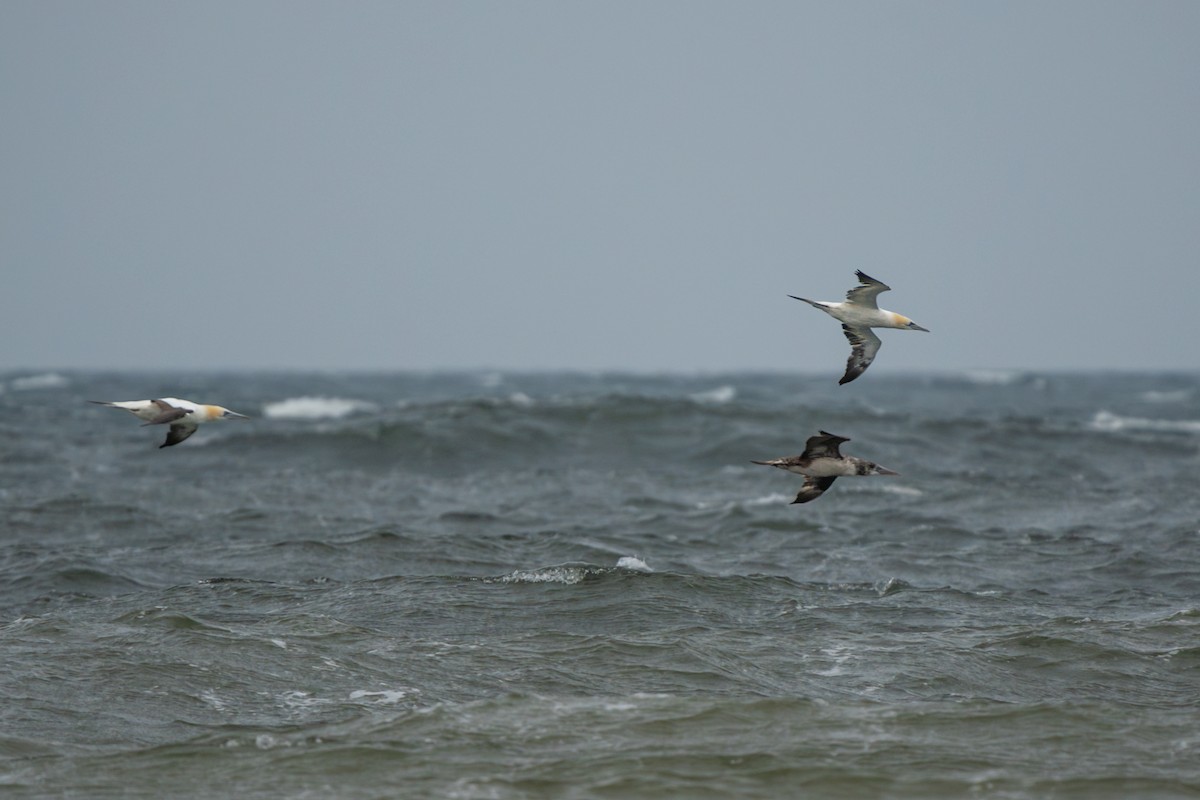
(90, 397, 249, 448)
(752, 430, 898, 504)
(790, 270, 929, 385)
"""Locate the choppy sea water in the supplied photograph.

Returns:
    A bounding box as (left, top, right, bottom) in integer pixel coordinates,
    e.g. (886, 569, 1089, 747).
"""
(1, 370, 1198, 799)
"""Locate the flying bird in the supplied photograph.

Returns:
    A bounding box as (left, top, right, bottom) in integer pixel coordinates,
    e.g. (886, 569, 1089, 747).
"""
(752, 431, 897, 504)
(790, 270, 928, 384)
(90, 397, 249, 448)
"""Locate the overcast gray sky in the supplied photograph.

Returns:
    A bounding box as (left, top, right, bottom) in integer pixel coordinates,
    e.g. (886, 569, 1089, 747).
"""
(2, 2, 1197, 373)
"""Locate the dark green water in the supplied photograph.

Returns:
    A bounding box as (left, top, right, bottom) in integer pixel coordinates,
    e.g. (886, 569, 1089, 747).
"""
(1, 370, 1198, 798)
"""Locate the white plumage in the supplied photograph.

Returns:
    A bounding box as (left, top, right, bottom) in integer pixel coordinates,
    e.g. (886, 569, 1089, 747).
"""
(90, 397, 249, 448)
(790, 270, 929, 384)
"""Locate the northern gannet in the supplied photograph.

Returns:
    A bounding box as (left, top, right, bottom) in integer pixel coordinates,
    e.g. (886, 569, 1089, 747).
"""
(752, 430, 897, 504)
(790, 270, 928, 384)
(90, 398, 249, 448)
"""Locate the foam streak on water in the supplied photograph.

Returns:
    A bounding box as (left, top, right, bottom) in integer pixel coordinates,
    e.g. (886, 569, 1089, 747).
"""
(0, 371, 1198, 799)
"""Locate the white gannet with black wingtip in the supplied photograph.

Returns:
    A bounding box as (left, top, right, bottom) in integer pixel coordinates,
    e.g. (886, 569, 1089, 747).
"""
(90, 397, 249, 448)
(790, 270, 929, 385)
(752, 430, 897, 504)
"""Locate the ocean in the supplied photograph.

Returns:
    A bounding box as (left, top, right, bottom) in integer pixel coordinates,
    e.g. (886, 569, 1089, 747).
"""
(1, 370, 1197, 798)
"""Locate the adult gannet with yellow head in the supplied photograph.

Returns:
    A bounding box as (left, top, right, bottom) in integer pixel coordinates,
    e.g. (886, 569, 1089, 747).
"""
(790, 270, 929, 385)
(89, 397, 249, 448)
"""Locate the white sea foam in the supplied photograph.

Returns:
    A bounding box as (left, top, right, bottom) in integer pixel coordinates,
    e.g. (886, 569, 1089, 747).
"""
(690, 385, 737, 404)
(279, 690, 331, 710)
(10, 372, 69, 391)
(508, 392, 534, 407)
(262, 396, 377, 420)
(199, 689, 228, 711)
(500, 566, 590, 585)
(616, 556, 651, 572)
(813, 645, 854, 677)
(350, 689, 410, 704)
(1089, 410, 1200, 434)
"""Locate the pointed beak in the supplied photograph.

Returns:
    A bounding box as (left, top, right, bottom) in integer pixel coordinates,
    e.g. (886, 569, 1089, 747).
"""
(224, 410, 251, 420)
(909, 322, 929, 332)
(874, 465, 899, 476)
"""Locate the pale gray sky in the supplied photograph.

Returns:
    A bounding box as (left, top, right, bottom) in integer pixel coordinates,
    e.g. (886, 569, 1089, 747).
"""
(2, 1, 1198, 372)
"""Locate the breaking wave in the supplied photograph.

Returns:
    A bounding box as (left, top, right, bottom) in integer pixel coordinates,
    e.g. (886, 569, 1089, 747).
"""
(262, 396, 378, 420)
(1088, 410, 1200, 434)
(8, 372, 69, 391)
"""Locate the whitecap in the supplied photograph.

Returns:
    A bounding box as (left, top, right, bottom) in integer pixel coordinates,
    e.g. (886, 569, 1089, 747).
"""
(959, 369, 1024, 385)
(878, 484, 924, 497)
(1089, 410, 1200, 434)
(508, 392, 534, 407)
(10, 372, 69, 391)
(616, 556, 652, 572)
(499, 566, 592, 585)
(690, 385, 737, 404)
(1140, 389, 1192, 404)
(262, 396, 377, 420)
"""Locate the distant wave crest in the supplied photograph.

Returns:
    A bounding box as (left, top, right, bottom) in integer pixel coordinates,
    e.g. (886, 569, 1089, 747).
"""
(262, 396, 378, 420)
(8, 372, 69, 391)
(1089, 410, 1200, 434)
(689, 385, 737, 404)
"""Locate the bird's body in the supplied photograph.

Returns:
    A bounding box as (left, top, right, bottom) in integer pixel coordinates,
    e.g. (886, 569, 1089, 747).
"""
(790, 270, 928, 384)
(90, 397, 249, 447)
(752, 431, 897, 504)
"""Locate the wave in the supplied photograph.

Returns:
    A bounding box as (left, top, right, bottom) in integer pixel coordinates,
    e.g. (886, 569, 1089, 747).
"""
(1139, 389, 1193, 404)
(957, 370, 1029, 386)
(7, 372, 69, 391)
(495, 565, 605, 585)
(877, 483, 924, 497)
(494, 558, 654, 585)
(1088, 410, 1200, 434)
(689, 385, 737, 404)
(615, 556, 652, 572)
(348, 688, 414, 705)
(262, 396, 378, 420)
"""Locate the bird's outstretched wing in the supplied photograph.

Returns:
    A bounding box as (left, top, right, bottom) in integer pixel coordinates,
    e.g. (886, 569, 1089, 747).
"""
(160, 424, 197, 448)
(839, 325, 882, 385)
(141, 404, 190, 426)
(844, 270, 891, 308)
(792, 476, 837, 504)
(801, 431, 849, 459)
